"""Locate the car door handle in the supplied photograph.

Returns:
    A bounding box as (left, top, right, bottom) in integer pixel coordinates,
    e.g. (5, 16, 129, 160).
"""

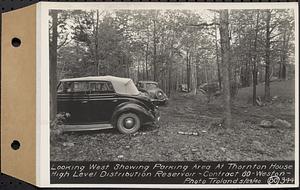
(81, 100, 88, 104)
(112, 99, 118, 103)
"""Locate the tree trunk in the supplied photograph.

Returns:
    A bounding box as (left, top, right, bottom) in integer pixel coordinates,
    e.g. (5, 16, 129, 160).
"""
(280, 28, 289, 80)
(168, 53, 173, 96)
(137, 60, 140, 81)
(145, 35, 149, 80)
(153, 19, 157, 81)
(94, 10, 100, 75)
(214, 17, 222, 90)
(278, 59, 282, 78)
(181, 67, 184, 84)
(186, 51, 190, 91)
(219, 10, 232, 127)
(142, 62, 145, 80)
(168, 66, 172, 96)
(191, 61, 197, 95)
(126, 56, 130, 78)
(50, 10, 58, 121)
(281, 63, 286, 79)
(252, 11, 260, 106)
(246, 59, 251, 87)
(204, 63, 208, 84)
(264, 10, 271, 100)
(252, 10, 259, 106)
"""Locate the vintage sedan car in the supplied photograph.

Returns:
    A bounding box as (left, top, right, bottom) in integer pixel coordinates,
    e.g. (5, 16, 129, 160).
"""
(57, 76, 160, 134)
(136, 81, 168, 105)
(178, 83, 190, 92)
(199, 82, 220, 93)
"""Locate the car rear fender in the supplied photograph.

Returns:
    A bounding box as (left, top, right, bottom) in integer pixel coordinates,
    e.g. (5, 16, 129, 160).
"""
(111, 102, 153, 125)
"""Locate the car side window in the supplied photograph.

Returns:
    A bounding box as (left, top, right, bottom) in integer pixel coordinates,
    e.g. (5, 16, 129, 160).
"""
(61, 82, 74, 93)
(90, 82, 114, 94)
(139, 83, 144, 89)
(57, 82, 63, 93)
(106, 82, 115, 92)
(73, 82, 89, 93)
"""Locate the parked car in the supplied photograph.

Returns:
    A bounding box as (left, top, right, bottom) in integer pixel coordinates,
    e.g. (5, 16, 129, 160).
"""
(136, 81, 168, 105)
(178, 83, 190, 92)
(199, 82, 220, 94)
(57, 76, 160, 134)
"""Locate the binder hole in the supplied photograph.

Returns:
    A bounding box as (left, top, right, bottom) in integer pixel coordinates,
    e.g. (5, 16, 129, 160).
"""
(11, 38, 21, 47)
(11, 140, 20, 150)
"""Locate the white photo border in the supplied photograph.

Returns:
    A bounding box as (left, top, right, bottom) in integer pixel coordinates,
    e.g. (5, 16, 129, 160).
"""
(36, 2, 299, 188)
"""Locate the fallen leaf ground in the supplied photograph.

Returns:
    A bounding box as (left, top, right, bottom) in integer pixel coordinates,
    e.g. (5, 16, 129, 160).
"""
(51, 80, 295, 161)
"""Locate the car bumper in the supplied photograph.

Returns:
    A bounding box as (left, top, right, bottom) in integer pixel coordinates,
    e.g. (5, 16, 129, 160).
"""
(151, 98, 168, 105)
(154, 108, 160, 122)
(144, 108, 160, 126)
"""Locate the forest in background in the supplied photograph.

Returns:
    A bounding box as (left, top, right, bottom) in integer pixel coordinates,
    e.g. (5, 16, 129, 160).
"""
(49, 9, 295, 91)
(49, 8, 295, 125)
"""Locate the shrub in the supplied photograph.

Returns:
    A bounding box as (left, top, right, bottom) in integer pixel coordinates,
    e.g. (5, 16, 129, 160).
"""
(50, 113, 67, 143)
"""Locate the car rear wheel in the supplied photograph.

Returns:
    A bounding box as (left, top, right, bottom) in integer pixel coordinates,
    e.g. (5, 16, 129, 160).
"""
(116, 112, 141, 134)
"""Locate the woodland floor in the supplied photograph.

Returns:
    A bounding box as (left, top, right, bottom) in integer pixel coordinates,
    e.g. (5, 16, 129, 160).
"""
(51, 80, 295, 161)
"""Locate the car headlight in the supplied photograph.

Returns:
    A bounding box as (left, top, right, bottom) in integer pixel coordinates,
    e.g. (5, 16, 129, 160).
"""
(156, 91, 164, 100)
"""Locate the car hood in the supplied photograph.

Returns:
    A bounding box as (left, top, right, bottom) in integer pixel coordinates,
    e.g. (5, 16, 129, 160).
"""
(118, 93, 153, 106)
(134, 93, 157, 110)
(147, 88, 166, 98)
(147, 88, 163, 94)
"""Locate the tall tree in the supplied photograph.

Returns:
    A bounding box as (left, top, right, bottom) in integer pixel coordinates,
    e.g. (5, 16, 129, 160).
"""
(219, 10, 232, 127)
(264, 10, 272, 101)
(94, 10, 100, 75)
(152, 18, 158, 81)
(278, 12, 293, 80)
(214, 16, 222, 90)
(49, 10, 58, 121)
(252, 11, 260, 105)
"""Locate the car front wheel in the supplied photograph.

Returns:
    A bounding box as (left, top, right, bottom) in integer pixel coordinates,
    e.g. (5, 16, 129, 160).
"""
(116, 112, 141, 134)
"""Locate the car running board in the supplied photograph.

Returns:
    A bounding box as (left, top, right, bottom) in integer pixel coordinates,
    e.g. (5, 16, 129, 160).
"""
(62, 124, 114, 132)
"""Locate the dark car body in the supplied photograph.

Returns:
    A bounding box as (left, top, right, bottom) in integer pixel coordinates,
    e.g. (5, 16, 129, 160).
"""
(178, 83, 190, 92)
(57, 76, 160, 134)
(199, 83, 220, 94)
(136, 81, 168, 105)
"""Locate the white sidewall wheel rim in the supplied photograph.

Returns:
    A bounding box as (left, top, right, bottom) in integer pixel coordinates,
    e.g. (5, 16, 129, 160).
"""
(117, 113, 141, 134)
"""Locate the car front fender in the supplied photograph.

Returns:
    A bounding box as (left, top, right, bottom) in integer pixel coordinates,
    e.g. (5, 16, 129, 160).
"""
(111, 103, 154, 125)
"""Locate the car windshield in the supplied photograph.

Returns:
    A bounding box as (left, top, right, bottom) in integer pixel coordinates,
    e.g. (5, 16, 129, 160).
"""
(144, 83, 158, 89)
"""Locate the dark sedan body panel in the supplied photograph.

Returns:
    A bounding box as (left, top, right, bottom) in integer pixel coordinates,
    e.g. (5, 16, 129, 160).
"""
(57, 93, 154, 124)
(87, 93, 123, 123)
(111, 101, 155, 124)
(57, 92, 91, 124)
(57, 76, 160, 133)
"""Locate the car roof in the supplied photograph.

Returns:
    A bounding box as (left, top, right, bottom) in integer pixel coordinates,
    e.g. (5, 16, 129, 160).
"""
(60, 75, 140, 95)
(138, 81, 158, 84)
(61, 75, 130, 83)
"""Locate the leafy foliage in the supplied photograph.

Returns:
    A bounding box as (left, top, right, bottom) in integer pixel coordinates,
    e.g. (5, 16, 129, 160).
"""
(50, 113, 67, 143)
(50, 9, 294, 95)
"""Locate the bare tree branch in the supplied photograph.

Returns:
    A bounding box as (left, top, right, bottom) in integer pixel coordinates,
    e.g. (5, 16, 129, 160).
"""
(270, 32, 283, 40)
(187, 22, 219, 28)
(57, 34, 70, 50)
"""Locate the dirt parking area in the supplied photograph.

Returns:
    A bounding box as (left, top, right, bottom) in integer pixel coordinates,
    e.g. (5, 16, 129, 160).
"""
(51, 80, 295, 161)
